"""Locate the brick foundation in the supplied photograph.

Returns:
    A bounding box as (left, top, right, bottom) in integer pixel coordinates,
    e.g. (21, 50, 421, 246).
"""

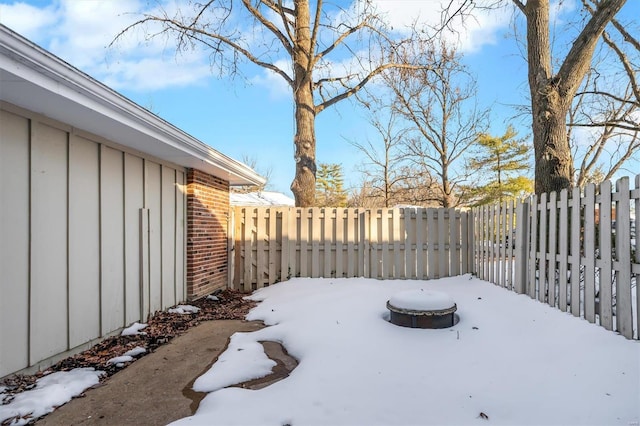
(186, 169, 230, 299)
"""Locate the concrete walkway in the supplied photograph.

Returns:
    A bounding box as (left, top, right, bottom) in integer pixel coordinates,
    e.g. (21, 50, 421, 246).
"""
(36, 320, 287, 425)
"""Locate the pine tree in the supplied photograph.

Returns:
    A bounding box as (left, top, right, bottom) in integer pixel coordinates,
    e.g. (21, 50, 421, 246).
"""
(467, 127, 533, 206)
(315, 164, 347, 207)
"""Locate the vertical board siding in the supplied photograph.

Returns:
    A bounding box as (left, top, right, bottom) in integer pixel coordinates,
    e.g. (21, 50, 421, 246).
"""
(68, 135, 101, 348)
(147, 162, 162, 313)
(474, 175, 640, 340)
(100, 146, 125, 336)
(124, 154, 144, 325)
(231, 207, 469, 289)
(0, 106, 188, 378)
(30, 122, 68, 364)
(161, 166, 177, 308)
(0, 110, 30, 377)
(175, 171, 186, 304)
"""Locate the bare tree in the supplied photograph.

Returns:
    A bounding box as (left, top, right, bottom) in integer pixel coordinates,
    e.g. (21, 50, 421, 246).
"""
(566, 32, 640, 187)
(347, 99, 411, 207)
(113, 1, 473, 206)
(231, 155, 273, 193)
(512, 0, 634, 194)
(382, 43, 489, 208)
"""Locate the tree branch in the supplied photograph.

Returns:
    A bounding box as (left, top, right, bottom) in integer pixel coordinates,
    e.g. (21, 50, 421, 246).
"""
(556, 0, 626, 99)
(315, 63, 431, 113)
(511, 0, 526, 13)
(114, 15, 294, 87)
(242, 0, 294, 56)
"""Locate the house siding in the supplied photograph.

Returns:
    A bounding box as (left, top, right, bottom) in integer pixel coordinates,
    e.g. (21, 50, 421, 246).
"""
(0, 104, 188, 378)
(186, 169, 230, 299)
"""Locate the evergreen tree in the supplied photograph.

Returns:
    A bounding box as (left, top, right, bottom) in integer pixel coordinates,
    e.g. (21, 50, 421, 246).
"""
(467, 127, 533, 206)
(315, 164, 347, 207)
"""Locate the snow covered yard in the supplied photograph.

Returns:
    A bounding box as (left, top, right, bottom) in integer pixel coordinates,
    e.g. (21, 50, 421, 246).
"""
(173, 275, 639, 426)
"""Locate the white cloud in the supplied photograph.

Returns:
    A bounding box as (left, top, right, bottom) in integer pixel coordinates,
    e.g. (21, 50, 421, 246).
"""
(0, 0, 214, 92)
(372, 0, 512, 53)
(0, 1, 59, 41)
(0, 0, 510, 94)
(250, 59, 292, 100)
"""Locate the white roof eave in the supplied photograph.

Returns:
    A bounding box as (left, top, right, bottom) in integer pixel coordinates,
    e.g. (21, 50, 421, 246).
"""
(0, 24, 265, 187)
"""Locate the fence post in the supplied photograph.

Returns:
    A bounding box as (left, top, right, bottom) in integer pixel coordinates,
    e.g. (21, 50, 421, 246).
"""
(514, 199, 530, 294)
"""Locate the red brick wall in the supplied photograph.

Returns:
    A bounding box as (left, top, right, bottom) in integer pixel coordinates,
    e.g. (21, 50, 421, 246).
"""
(186, 169, 230, 299)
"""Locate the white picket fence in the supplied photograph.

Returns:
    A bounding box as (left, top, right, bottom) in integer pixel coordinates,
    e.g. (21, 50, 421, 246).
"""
(474, 175, 639, 340)
(229, 207, 474, 291)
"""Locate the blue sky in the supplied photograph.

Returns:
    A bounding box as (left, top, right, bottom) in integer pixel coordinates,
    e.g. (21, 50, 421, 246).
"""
(1, 0, 637, 196)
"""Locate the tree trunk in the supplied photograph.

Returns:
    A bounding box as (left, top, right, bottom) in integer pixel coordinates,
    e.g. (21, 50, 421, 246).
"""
(526, 0, 572, 195)
(290, 0, 317, 207)
(524, 0, 627, 195)
(531, 88, 573, 194)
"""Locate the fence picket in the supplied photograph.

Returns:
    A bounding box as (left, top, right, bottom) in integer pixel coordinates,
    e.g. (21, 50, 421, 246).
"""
(347, 209, 356, 277)
(461, 211, 469, 275)
(548, 192, 557, 307)
(242, 208, 253, 291)
(299, 208, 309, 278)
(615, 177, 632, 338)
(584, 184, 596, 323)
(256, 208, 266, 288)
(570, 187, 581, 317)
(268, 209, 277, 284)
(404, 209, 415, 278)
(538, 193, 548, 303)
(451, 208, 460, 277)
(636, 175, 640, 338)
(599, 181, 613, 330)
(381, 208, 390, 279)
(323, 208, 333, 278)
(393, 209, 402, 278)
(438, 209, 447, 278)
(427, 209, 437, 279)
(528, 195, 538, 299)
(507, 200, 515, 290)
(558, 189, 568, 312)
(335, 208, 344, 278)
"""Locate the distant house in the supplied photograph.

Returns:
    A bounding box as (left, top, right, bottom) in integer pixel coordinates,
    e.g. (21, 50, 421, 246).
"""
(230, 191, 296, 207)
(0, 25, 264, 378)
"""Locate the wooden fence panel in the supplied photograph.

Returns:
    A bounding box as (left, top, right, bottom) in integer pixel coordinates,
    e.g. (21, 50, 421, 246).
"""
(231, 175, 638, 341)
(232, 207, 466, 287)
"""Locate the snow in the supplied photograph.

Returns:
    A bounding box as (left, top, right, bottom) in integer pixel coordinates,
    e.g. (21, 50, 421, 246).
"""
(206, 295, 219, 301)
(106, 355, 134, 365)
(388, 288, 455, 311)
(121, 322, 147, 336)
(123, 346, 146, 357)
(173, 275, 640, 426)
(106, 346, 147, 367)
(0, 368, 103, 425)
(168, 305, 200, 314)
(193, 333, 276, 393)
(229, 191, 295, 207)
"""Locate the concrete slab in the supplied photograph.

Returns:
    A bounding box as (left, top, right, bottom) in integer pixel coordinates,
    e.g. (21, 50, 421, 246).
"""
(37, 320, 264, 425)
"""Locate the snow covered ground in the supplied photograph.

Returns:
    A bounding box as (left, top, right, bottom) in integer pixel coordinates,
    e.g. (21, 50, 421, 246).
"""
(173, 275, 640, 426)
(0, 368, 103, 425)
